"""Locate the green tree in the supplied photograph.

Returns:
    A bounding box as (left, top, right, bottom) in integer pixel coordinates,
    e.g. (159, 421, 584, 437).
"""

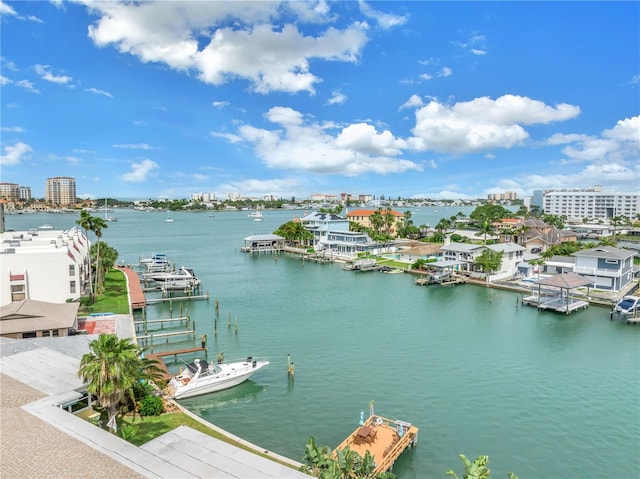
(370, 209, 384, 237)
(469, 204, 512, 224)
(78, 335, 160, 433)
(76, 210, 95, 298)
(273, 221, 313, 246)
(598, 236, 617, 247)
(474, 248, 503, 280)
(476, 219, 495, 245)
(92, 216, 108, 294)
(383, 209, 395, 238)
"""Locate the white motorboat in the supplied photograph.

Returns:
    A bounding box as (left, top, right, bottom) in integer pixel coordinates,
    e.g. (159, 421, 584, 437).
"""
(38, 224, 54, 230)
(143, 266, 197, 282)
(168, 356, 269, 399)
(103, 199, 117, 222)
(612, 295, 640, 317)
(247, 211, 263, 219)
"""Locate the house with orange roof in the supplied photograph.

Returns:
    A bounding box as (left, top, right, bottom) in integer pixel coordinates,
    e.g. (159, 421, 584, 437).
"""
(346, 209, 405, 237)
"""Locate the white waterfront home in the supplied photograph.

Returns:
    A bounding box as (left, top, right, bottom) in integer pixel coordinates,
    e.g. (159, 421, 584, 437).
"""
(300, 211, 350, 247)
(0, 228, 91, 306)
(484, 242, 527, 281)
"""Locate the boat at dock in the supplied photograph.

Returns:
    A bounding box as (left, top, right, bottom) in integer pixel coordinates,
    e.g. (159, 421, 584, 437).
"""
(342, 258, 378, 271)
(168, 356, 269, 399)
(143, 266, 199, 284)
(611, 295, 640, 319)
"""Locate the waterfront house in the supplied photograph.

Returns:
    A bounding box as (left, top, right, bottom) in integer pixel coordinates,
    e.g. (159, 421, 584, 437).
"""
(439, 242, 486, 272)
(241, 234, 285, 254)
(510, 218, 577, 253)
(484, 243, 527, 280)
(572, 246, 636, 291)
(317, 230, 377, 259)
(346, 208, 405, 237)
(0, 228, 90, 306)
(300, 212, 350, 248)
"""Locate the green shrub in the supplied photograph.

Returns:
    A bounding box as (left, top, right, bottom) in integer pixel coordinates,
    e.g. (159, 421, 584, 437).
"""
(139, 395, 164, 416)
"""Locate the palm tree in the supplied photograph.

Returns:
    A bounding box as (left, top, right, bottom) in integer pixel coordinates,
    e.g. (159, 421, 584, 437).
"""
(598, 236, 617, 247)
(476, 219, 495, 245)
(76, 210, 95, 297)
(92, 216, 108, 294)
(78, 335, 143, 433)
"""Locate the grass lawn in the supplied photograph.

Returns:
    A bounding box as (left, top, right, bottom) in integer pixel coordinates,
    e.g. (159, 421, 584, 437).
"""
(79, 268, 130, 315)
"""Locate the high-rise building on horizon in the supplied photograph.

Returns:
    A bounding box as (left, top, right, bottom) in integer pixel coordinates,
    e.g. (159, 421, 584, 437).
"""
(0, 182, 20, 201)
(45, 177, 76, 206)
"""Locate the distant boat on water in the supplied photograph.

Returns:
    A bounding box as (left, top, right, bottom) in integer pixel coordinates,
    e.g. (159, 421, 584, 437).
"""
(103, 199, 117, 222)
(165, 210, 175, 223)
(38, 224, 54, 230)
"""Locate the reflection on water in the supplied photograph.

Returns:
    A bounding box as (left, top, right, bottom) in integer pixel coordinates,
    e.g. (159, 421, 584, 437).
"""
(178, 380, 266, 414)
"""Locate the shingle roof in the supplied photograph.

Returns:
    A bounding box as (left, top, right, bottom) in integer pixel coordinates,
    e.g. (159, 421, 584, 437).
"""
(0, 300, 79, 335)
(536, 272, 594, 289)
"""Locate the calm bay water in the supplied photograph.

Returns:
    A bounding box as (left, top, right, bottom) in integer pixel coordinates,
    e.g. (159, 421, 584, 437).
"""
(6, 209, 640, 478)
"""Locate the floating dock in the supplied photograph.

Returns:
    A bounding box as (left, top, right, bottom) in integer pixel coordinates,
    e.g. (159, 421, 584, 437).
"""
(333, 414, 418, 475)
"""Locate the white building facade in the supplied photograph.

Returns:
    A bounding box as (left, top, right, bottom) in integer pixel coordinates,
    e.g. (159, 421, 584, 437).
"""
(532, 187, 640, 220)
(0, 228, 90, 306)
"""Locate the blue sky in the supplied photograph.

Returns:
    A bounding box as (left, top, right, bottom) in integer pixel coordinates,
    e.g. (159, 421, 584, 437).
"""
(1, 1, 638, 201)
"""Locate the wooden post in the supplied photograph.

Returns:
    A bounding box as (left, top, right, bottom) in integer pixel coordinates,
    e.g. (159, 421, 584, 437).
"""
(228, 312, 231, 328)
(214, 315, 217, 336)
(235, 316, 238, 335)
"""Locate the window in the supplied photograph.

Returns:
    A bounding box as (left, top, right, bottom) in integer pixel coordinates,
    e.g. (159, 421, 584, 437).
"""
(70, 281, 76, 293)
(605, 259, 619, 265)
(69, 264, 75, 276)
(10, 284, 25, 301)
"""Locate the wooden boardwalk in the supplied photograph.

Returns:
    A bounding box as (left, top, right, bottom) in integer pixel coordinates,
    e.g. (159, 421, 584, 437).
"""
(333, 414, 418, 475)
(116, 265, 147, 309)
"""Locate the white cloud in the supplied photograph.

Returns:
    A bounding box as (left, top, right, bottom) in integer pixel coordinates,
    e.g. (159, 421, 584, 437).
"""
(327, 90, 347, 105)
(410, 94, 581, 154)
(438, 67, 452, 77)
(223, 106, 420, 176)
(11, 79, 40, 94)
(1, 126, 25, 133)
(399, 94, 423, 110)
(34, 64, 72, 84)
(121, 159, 159, 182)
(219, 177, 300, 197)
(113, 143, 152, 150)
(85, 87, 113, 97)
(210, 132, 244, 144)
(212, 101, 230, 109)
(84, 2, 368, 94)
(0, 141, 32, 166)
(0, 1, 17, 16)
(471, 49, 487, 55)
(358, 0, 408, 30)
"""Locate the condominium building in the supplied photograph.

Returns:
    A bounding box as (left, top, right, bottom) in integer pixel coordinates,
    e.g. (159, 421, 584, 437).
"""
(0, 182, 20, 201)
(45, 176, 76, 206)
(0, 227, 90, 306)
(532, 187, 640, 220)
(18, 186, 31, 201)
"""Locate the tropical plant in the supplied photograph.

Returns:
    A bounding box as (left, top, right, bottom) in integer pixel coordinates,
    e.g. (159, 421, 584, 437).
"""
(75, 210, 95, 298)
(446, 454, 518, 479)
(370, 209, 384, 237)
(598, 236, 617, 247)
(474, 249, 503, 280)
(78, 334, 163, 433)
(273, 220, 313, 246)
(91, 215, 108, 294)
(139, 395, 164, 416)
(476, 219, 495, 245)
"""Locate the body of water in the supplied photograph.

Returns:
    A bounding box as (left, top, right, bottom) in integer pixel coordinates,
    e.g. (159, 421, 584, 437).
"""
(5, 209, 639, 478)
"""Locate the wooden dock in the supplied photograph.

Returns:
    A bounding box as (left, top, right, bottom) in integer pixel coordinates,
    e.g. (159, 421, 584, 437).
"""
(333, 414, 418, 475)
(522, 294, 589, 314)
(146, 293, 209, 304)
(145, 347, 208, 380)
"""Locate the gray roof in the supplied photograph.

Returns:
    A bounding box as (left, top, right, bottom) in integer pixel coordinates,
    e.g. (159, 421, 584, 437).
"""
(243, 234, 284, 241)
(300, 212, 346, 221)
(429, 260, 464, 268)
(441, 243, 484, 253)
(487, 242, 526, 253)
(572, 246, 636, 260)
(536, 272, 594, 289)
(0, 300, 79, 335)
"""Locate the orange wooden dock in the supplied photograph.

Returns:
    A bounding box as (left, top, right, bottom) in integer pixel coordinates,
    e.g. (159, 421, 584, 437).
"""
(333, 414, 418, 474)
(115, 265, 147, 310)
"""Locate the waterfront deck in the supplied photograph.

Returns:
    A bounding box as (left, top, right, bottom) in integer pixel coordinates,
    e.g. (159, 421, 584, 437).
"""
(333, 415, 418, 475)
(116, 265, 147, 309)
(522, 293, 589, 314)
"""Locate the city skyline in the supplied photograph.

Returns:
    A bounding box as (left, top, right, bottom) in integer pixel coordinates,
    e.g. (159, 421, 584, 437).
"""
(1, 1, 638, 200)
